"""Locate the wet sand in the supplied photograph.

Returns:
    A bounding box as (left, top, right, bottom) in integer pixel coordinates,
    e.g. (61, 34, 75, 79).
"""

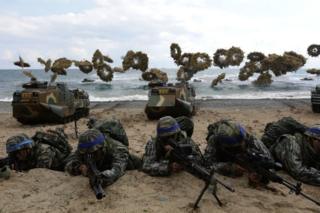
(0, 99, 319, 213)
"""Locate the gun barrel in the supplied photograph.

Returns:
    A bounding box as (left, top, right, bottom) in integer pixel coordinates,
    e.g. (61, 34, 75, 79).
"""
(214, 177, 235, 192)
(300, 192, 320, 206)
(93, 184, 106, 200)
(281, 179, 320, 207)
(86, 155, 106, 200)
(191, 163, 235, 192)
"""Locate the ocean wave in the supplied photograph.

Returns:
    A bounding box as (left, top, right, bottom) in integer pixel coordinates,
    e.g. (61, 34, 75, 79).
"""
(198, 91, 310, 100)
(89, 94, 148, 102)
(0, 97, 12, 102)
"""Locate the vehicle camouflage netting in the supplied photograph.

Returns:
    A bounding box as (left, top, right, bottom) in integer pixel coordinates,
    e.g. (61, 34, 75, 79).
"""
(253, 72, 273, 86)
(239, 51, 306, 85)
(73, 60, 93, 74)
(51, 58, 72, 75)
(307, 68, 320, 75)
(37, 58, 52, 72)
(211, 73, 226, 87)
(247, 52, 266, 62)
(307, 44, 320, 57)
(122, 50, 149, 72)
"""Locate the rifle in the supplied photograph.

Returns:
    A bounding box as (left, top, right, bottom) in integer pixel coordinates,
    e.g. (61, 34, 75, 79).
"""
(166, 139, 235, 209)
(230, 151, 320, 207)
(85, 154, 106, 200)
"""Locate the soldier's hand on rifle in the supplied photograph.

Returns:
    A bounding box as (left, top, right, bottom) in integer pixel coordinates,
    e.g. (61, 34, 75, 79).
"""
(218, 163, 246, 177)
(79, 164, 88, 176)
(170, 162, 183, 173)
(248, 172, 269, 188)
(164, 144, 174, 158)
(164, 144, 173, 152)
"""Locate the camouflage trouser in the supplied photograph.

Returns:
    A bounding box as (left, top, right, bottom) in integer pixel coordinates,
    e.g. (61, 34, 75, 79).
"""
(126, 153, 142, 170)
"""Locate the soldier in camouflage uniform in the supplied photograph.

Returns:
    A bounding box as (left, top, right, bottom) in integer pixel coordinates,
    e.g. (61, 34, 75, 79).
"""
(4, 128, 70, 171)
(86, 117, 141, 168)
(142, 116, 202, 176)
(204, 119, 273, 186)
(262, 117, 320, 186)
(65, 129, 139, 187)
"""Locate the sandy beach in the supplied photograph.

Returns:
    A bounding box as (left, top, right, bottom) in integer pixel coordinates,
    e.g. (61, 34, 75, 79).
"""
(0, 99, 319, 213)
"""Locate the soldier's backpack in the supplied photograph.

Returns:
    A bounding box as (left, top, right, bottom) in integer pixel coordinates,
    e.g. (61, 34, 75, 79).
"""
(175, 116, 194, 137)
(32, 128, 72, 155)
(92, 119, 129, 146)
(261, 117, 307, 148)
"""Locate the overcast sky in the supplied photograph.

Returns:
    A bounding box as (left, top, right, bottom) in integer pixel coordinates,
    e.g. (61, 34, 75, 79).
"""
(1, 0, 320, 69)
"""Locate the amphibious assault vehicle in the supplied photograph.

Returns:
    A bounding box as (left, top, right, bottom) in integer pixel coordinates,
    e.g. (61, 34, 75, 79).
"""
(311, 85, 320, 113)
(145, 81, 197, 119)
(12, 79, 90, 124)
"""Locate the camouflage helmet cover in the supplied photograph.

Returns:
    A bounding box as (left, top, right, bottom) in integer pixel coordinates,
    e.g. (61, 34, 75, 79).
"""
(6, 133, 33, 154)
(157, 116, 181, 137)
(78, 129, 105, 154)
(211, 120, 246, 147)
(304, 124, 320, 140)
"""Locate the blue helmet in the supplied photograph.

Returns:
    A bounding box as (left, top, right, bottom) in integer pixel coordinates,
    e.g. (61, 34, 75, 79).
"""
(304, 125, 320, 140)
(212, 121, 246, 147)
(157, 116, 181, 137)
(6, 134, 34, 154)
(78, 129, 105, 154)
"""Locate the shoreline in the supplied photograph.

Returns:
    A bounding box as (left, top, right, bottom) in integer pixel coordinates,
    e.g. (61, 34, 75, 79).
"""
(0, 98, 311, 113)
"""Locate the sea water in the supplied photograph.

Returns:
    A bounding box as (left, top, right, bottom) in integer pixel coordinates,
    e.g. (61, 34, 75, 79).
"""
(0, 68, 318, 102)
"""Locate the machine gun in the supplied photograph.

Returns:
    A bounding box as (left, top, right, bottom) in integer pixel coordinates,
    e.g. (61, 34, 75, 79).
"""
(166, 139, 235, 209)
(230, 151, 320, 207)
(85, 154, 106, 200)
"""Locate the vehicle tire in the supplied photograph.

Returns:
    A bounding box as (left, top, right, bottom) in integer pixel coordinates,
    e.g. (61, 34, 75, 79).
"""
(312, 104, 320, 113)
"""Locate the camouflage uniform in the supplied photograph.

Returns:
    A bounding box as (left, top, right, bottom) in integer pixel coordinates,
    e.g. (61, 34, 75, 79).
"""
(5, 129, 70, 171)
(15, 142, 68, 171)
(265, 124, 320, 186)
(204, 119, 272, 177)
(142, 116, 202, 176)
(87, 117, 141, 169)
(87, 117, 129, 146)
(261, 117, 307, 148)
(65, 129, 131, 187)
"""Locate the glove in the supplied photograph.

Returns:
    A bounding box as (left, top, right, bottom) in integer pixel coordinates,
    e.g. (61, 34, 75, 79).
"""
(0, 166, 11, 180)
(218, 163, 246, 177)
(248, 172, 269, 188)
(102, 169, 115, 178)
(100, 170, 117, 186)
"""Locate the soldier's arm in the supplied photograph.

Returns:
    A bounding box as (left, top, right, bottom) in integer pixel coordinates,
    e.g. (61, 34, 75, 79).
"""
(203, 135, 218, 166)
(142, 139, 170, 176)
(64, 151, 83, 176)
(101, 139, 129, 186)
(247, 134, 273, 160)
(35, 145, 56, 169)
(273, 135, 320, 186)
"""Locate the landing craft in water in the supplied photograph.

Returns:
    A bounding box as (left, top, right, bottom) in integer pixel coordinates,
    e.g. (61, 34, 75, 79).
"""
(12, 57, 90, 124)
(12, 79, 90, 124)
(145, 81, 197, 119)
